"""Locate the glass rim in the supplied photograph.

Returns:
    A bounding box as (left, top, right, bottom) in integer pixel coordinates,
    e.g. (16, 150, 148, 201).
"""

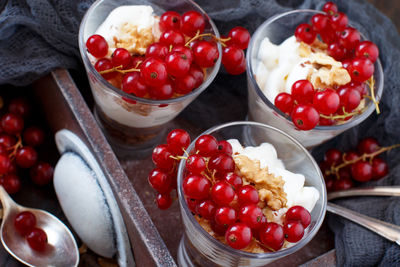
(177, 121, 327, 259)
(246, 9, 384, 131)
(78, 0, 222, 105)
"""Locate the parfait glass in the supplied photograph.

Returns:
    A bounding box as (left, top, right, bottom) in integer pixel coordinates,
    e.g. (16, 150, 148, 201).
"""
(246, 10, 384, 149)
(79, 0, 221, 155)
(176, 121, 327, 267)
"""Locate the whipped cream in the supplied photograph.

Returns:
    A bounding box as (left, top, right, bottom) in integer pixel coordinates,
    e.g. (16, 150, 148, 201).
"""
(228, 139, 319, 224)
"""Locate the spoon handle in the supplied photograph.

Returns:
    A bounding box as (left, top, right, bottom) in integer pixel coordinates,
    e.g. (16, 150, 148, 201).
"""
(0, 186, 16, 215)
(327, 202, 400, 245)
(328, 186, 400, 200)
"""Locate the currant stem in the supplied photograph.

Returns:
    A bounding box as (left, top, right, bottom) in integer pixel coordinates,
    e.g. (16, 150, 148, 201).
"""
(8, 134, 23, 160)
(319, 107, 365, 120)
(367, 76, 380, 115)
(327, 143, 400, 177)
(98, 65, 140, 75)
(184, 31, 231, 47)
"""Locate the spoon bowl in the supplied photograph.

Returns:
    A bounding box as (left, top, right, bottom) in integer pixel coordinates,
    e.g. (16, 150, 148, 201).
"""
(0, 186, 79, 267)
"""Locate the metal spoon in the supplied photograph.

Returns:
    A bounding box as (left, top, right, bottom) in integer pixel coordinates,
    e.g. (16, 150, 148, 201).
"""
(0, 186, 79, 267)
(328, 186, 400, 200)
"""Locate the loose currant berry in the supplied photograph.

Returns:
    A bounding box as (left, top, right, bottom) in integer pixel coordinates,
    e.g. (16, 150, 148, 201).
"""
(322, 2, 338, 15)
(291, 80, 314, 104)
(351, 161, 373, 182)
(94, 58, 117, 80)
(174, 74, 196, 94)
(195, 134, 218, 156)
(193, 41, 219, 68)
(156, 192, 172, 210)
(224, 55, 246, 75)
(284, 221, 304, 243)
(311, 14, 329, 33)
(333, 176, 354, 191)
(0, 154, 11, 175)
(16, 146, 38, 168)
(86, 34, 108, 58)
(371, 157, 388, 180)
(222, 46, 245, 71)
(145, 43, 168, 61)
(1, 113, 24, 135)
(3, 174, 21, 194)
(259, 222, 284, 251)
(26, 228, 48, 252)
(357, 137, 380, 154)
(239, 204, 263, 229)
(355, 41, 379, 63)
(148, 168, 172, 193)
(111, 48, 131, 69)
(165, 51, 191, 77)
(9, 98, 30, 117)
(217, 140, 233, 155)
(23, 126, 44, 147)
(291, 104, 319, 130)
(180, 11, 205, 37)
(225, 223, 252, 249)
(15, 211, 37, 236)
(324, 148, 342, 166)
(30, 162, 54, 186)
(295, 23, 316, 44)
(327, 43, 346, 61)
(160, 29, 185, 46)
(228, 27, 251, 50)
(313, 89, 340, 115)
(339, 27, 361, 50)
(223, 173, 243, 190)
(347, 58, 374, 83)
(208, 154, 235, 177)
(330, 12, 348, 31)
(122, 73, 148, 97)
(215, 206, 237, 226)
(183, 174, 211, 199)
(196, 200, 216, 219)
(159, 11, 181, 31)
(186, 155, 206, 174)
(285, 206, 311, 228)
(211, 181, 235, 206)
(140, 58, 168, 87)
(149, 80, 175, 100)
(172, 45, 194, 64)
(167, 129, 191, 155)
(338, 87, 361, 112)
(188, 64, 204, 88)
(274, 93, 294, 114)
(152, 144, 174, 171)
(237, 185, 259, 205)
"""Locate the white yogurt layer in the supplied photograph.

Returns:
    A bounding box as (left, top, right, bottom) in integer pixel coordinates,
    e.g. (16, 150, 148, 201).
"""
(228, 139, 320, 224)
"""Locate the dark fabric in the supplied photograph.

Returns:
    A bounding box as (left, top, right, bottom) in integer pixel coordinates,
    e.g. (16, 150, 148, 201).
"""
(1, 0, 400, 266)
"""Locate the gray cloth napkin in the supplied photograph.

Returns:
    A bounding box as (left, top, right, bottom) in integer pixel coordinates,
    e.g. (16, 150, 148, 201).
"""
(1, 0, 400, 266)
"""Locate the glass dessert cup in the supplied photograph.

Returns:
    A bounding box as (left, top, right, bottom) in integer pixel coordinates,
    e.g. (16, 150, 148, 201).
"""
(176, 121, 327, 267)
(79, 0, 222, 156)
(246, 10, 384, 149)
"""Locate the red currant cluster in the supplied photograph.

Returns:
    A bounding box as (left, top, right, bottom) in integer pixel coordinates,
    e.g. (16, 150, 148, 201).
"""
(320, 137, 397, 192)
(0, 98, 54, 194)
(274, 1, 379, 130)
(86, 10, 250, 100)
(148, 129, 312, 251)
(14, 211, 48, 252)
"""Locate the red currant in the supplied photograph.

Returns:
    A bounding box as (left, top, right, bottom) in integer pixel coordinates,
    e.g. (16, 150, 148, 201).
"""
(196, 200, 216, 220)
(358, 137, 380, 154)
(160, 11, 181, 32)
(208, 154, 235, 177)
(14, 211, 36, 236)
(330, 12, 348, 31)
(160, 29, 185, 46)
(339, 27, 361, 50)
(111, 48, 131, 69)
(0, 144, 6, 156)
(186, 155, 206, 174)
(3, 174, 21, 194)
(26, 228, 47, 252)
(174, 74, 196, 94)
(149, 80, 175, 100)
(313, 89, 340, 115)
(324, 148, 342, 166)
(156, 192, 172, 210)
(259, 222, 284, 251)
(223, 55, 246, 75)
(291, 104, 319, 130)
(0, 154, 11, 175)
(167, 129, 191, 155)
(152, 144, 174, 171)
(23, 126, 44, 147)
(195, 134, 218, 157)
(285, 206, 311, 228)
(295, 23, 316, 44)
(351, 161, 373, 182)
(217, 140, 233, 156)
(284, 220, 304, 243)
(338, 86, 361, 112)
(347, 58, 374, 83)
(228, 27, 251, 50)
(322, 2, 338, 15)
(172, 45, 194, 64)
(165, 51, 191, 78)
(188, 64, 204, 89)
(148, 168, 172, 193)
(291, 80, 314, 104)
(1, 113, 24, 135)
(225, 223, 252, 249)
(86, 34, 108, 58)
(180, 11, 205, 37)
(193, 41, 219, 68)
(140, 58, 168, 87)
(223, 173, 243, 190)
(239, 204, 263, 229)
(327, 43, 346, 61)
(333, 176, 354, 191)
(183, 174, 211, 199)
(16, 146, 37, 168)
(211, 181, 235, 206)
(122, 72, 148, 97)
(146, 42, 168, 61)
(274, 93, 294, 114)
(371, 157, 388, 180)
(311, 14, 329, 33)
(9, 98, 30, 117)
(355, 41, 379, 63)
(94, 58, 116, 80)
(222, 46, 245, 72)
(215, 206, 237, 226)
(30, 162, 54, 186)
(237, 185, 259, 205)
